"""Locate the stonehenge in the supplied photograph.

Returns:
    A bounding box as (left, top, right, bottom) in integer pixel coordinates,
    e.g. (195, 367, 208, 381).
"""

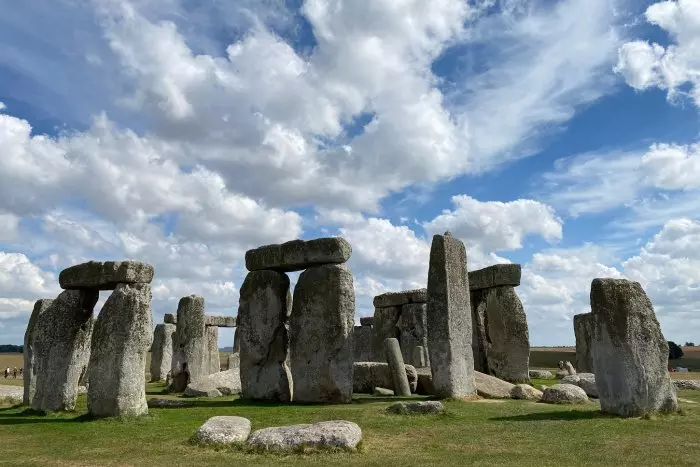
(384, 338, 411, 396)
(353, 321, 373, 362)
(150, 323, 176, 382)
(371, 289, 428, 367)
(573, 312, 593, 373)
(23, 299, 53, 405)
(469, 264, 530, 383)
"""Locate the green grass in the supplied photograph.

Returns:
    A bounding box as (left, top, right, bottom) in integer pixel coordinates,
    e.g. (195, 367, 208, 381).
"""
(1, 382, 700, 466)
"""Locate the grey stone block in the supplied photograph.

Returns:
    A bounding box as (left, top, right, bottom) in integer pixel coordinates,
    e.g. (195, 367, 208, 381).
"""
(245, 237, 352, 272)
(59, 260, 154, 290)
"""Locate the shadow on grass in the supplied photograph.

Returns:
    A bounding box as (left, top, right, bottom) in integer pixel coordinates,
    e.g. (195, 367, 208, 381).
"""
(0, 411, 97, 426)
(490, 410, 613, 422)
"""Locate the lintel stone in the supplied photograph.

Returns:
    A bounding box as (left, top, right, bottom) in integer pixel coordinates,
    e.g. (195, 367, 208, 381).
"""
(468, 264, 521, 291)
(373, 288, 427, 308)
(245, 237, 352, 272)
(59, 260, 154, 290)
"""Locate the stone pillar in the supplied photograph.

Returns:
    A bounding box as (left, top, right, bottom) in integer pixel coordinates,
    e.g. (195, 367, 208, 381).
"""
(23, 299, 53, 405)
(399, 303, 429, 367)
(574, 312, 593, 373)
(150, 323, 176, 382)
(353, 325, 372, 362)
(170, 295, 207, 392)
(371, 306, 399, 361)
(384, 338, 411, 396)
(413, 346, 426, 368)
(206, 326, 220, 374)
(32, 290, 96, 412)
(290, 264, 355, 403)
(590, 278, 677, 417)
(238, 270, 293, 401)
(426, 232, 475, 399)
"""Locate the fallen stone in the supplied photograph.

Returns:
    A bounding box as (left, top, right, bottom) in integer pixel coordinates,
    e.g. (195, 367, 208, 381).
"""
(87, 283, 153, 417)
(147, 398, 190, 408)
(386, 401, 445, 415)
(371, 306, 400, 361)
(360, 317, 374, 327)
(385, 338, 411, 396)
(59, 260, 154, 290)
(239, 270, 292, 401)
(170, 295, 208, 392)
(32, 290, 96, 412)
(373, 289, 427, 308)
(290, 264, 355, 403)
(184, 369, 241, 398)
(468, 264, 521, 291)
(474, 371, 515, 399)
(590, 278, 678, 417)
(415, 367, 435, 395)
(511, 384, 543, 401)
(204, 315, 236, 327)
(574, 312, 594, 373)
(195, 416, 252, 445)
(561, 373, 598, 398)
(529, 370, 554, 379)
(353, 362, 417, 393)
(373, 387, 394, 396)
(674, 380, 700, 390)
(247, 420, 362, 451)
(23, 299, 53, 405)
(164, 313, 177, 324)
(245, 237, 352, 272)
(184, 386, 222, 398)
(542, 384, 588, 404)
(150, 323, 176, 382)
(426, 232, 476, 398)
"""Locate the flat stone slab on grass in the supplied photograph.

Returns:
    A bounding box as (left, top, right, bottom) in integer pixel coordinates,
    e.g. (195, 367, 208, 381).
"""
(247, 420, 362, 452)
(510, 384, 543, 401)
(542, 384, 589, 404)
(373, 387, 394, 396)
(59, 261, 154, 290)
(373, 289, 427, 308)
(468, 264, 521, 291)
(562, 373, 598, 398)
(386, 401, 445, 415)
(184, 369, 241, 398)
(245, 237, 352, 272)
(474, 371, 515, 399)
(674, 380, 700, 390)
(195, 416, 252, 445)
(529, 369, 554, 379)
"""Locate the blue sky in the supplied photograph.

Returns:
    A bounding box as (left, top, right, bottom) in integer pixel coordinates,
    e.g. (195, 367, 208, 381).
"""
(1, 0, 700, 348)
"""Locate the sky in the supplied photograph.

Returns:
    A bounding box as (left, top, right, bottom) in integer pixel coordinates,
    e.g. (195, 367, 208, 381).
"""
(1, 0, 700, 348)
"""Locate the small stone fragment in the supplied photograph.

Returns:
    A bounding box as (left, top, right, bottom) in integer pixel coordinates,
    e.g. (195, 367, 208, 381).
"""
(164, 313, 177, 324)
(386, 401, 445, 415)
(373, 387, 394, 396)
(59, 260, 153, 290)
(245, 237, 352, 272)
(468, 264, 521, 291)
(511, 384, 543, 401)
(528, 369, 554, 379)
(373, 289, 427, 308)
(195, 416, 252, 445)
(247, 420, 362, 451)
(541, 384, 588, 404)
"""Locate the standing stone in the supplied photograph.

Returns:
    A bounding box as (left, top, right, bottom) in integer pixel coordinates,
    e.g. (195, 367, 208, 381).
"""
(470, 294, 489, 373)
(413, 346, 427, 368)
(353, 325, 372, 362)
(574, 312, 593, 373)
(32, 290, 96, 412)
(23, 299, 53, 405)
(150, 323, 176, 382)
(426, 232, 476, 399)
(238, 270, 293, 401)
(170, 295, 208, 392)
(384, 338, 411, 396)
(590, 278, 678, 417)
(290, 264, 355, 403)
(398, 303, 429, 367)
(206, 326, 220, 374)
(87, 283, 153, 417)
(371, 306, 399, 361)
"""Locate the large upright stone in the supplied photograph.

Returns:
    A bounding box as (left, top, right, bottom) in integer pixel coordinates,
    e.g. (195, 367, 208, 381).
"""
(384, 338, 411, 396)
(59, 260, 154, 290)
(590, 278, 678, 417)
(471, 287, 530, 383)
(574, 312, 593, 373)
(353, 326, 372, 362)
(170, 295, 207, 391)
(32, 290, 96, 412)
(238, 270, 292, 401)
(468, 264, 521, 291)
(23, 299, 54, 405)
(426, 232, 476, 399)
(290, 264, 355, 403)
(206, 326, 220, 374)
(150, 323, 176, 382)
(371, 306, 399, 361)
(398, 303, 429, 367)
(87, 283, 153, 417)
(245, 237, 352, 272)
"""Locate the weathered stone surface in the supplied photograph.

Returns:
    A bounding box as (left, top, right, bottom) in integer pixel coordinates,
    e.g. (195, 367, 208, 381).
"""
(164, 313, 177, 324)
(511, 384, 543, 401)
(228, 352, 240, 371)
(398, 303, 429, 367)
(233, 326, 240, 353)
(387, 401, 445, 415)
(562, 373, 598, 398)
(204, 315, 236, 327)
(468, 264, 521, 291)
(360, 316, 374, 327)
(426, 232, 476, 398)
(195, 416, 251, 445)
(471, 286, 530, 383)
(373, 289, 427, 308)
(32, 290, 96, 412)
(415, 367, 435, 395)
(170, 295, 208, 392)
(674, 380, 700, 390)
(564, 361, 576, 375)
(245, 237, 352, 272)
(373, 387, 394, 396)
(206, 326, 220, 374)
(150, 323, 176, 382)
(529, 370, 554, 379)
(290, 264, 355, 403)
(87, 283, 153, 417)
(574, 313, 593, 373)
(23, 299, 53, 405)
(353, 362, 417, 393)
(371, 306, 400, 361)
(239, 270, 292, 401)
(555, 370, 568, 379)
(59, 260, 153, 290)
(353, 326, 372, 362)
(184, 369, 241, 398)
(590, 278, 678, 417)
(474, 371, 515, 399)
(384, 338, 411, 396)
(542, 384, 589, 404)
(247, 420, 362, 451)
(413, 346, 427, 368)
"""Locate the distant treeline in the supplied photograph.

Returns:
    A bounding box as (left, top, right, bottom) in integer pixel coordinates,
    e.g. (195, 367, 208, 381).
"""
(0, 345, 23, 353)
